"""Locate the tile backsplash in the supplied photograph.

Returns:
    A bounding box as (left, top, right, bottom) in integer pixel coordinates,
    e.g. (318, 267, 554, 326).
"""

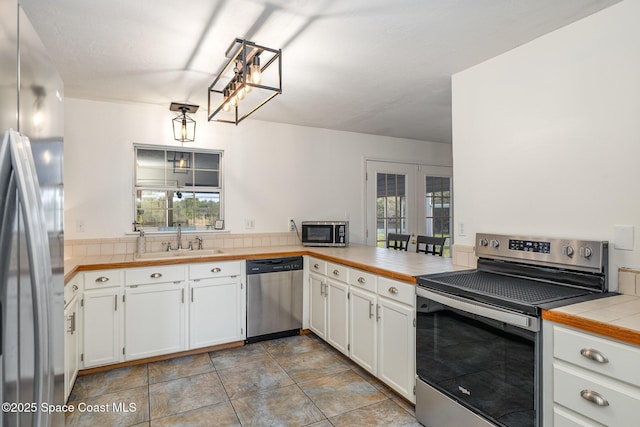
(65, 232, 299, 259)
(618, 268, 640, 296)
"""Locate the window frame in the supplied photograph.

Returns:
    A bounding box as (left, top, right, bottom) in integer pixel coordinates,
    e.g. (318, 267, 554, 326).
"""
(133, 144, 224, 232)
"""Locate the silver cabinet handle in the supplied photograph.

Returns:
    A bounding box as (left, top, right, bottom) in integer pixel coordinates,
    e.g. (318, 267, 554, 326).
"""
(322, 282, 328, 297)
(96, 276, 109, 283)
(580, 389, 609, 407)
(369, 301, 374, 319)
(181, 288, 184, 304)
(357, 277, 366, 284)
(332, 269, 340, 276)
(191, 288, 194, 303)
(376, 304, 381, 321)
(211, 267, 222, 273)
(71, 312, 76, 334)
(150, 272, 162, 278)
(388, 286, 398, 295)
(114, 294, 118, 311)
(580, 348, 609, 364)
(313, 263, 320, 270)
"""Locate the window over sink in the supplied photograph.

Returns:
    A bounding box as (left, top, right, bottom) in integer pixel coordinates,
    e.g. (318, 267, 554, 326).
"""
(134, 144, 223, 231)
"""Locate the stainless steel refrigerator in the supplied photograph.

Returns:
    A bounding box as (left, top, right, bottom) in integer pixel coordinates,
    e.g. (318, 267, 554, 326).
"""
(1, 0, 64, 425)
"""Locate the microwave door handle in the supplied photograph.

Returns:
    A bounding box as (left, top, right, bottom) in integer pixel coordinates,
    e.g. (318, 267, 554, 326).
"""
(9, 132, 53, 422)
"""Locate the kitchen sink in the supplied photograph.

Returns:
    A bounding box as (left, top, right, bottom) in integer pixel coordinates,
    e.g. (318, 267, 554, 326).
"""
(134, 248, 224, 260)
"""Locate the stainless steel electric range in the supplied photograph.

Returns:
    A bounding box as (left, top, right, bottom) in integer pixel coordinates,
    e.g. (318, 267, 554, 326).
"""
(415, 233, 611, 427)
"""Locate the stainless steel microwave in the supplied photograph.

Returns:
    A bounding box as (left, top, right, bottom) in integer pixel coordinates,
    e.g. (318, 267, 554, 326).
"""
(301, 221, 349, 247)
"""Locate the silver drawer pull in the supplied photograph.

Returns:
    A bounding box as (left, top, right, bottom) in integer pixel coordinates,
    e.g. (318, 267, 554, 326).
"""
(357, 277, 366, 284)
(72, 284, 79, 291)
(332, 269, 340, 276)
(211, 267, 222, 273)
(580, 389, 609, 407)
(150, 272, 162, 278)
(580, 348, 609, 364)
(313, 263, 320, 269)
(95, 276, 109, 283)
(388, 286, 399, 294)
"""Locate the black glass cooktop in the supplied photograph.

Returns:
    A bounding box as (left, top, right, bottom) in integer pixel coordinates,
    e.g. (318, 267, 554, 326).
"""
(416, 269, 598, 316)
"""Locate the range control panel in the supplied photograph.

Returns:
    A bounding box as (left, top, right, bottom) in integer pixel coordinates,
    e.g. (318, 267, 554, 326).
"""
(476, 233, 608, 274)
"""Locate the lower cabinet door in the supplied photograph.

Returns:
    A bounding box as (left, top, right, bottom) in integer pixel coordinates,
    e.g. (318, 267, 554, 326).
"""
(189, 277, 244, 349)
(326, 279, 349, 355)
(377, 297, 415, 402)
(124, 282, 186, 360)
(309, 273, 327, 339)
(349, 287, 377, 374)
(83, 288, 122, 368)
(64, 296, 80, 401)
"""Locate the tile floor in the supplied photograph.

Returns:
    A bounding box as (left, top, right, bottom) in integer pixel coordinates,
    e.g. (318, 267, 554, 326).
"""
(66, 334, 420, 426)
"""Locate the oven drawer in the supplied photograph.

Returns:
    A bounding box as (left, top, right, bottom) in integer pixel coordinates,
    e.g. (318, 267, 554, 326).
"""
(553, 325, 640, 387)
(553, 362, 640, 426)
(378, 277, 414, 306)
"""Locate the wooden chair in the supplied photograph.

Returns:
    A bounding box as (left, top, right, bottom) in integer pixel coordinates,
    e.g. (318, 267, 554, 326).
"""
(416, 235, 446, 256)
(386, 233, 411, 251)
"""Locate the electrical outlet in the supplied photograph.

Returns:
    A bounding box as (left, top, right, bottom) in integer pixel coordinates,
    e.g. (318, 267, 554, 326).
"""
(288, 217, 295, 232)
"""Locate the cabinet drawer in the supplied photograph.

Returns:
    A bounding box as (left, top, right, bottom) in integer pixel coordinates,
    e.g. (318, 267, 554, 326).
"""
(125, 265, 186, 285)
(309, 257, 327, 275)
(554, 325, 640, 387)
(84, 269, 124, 290)
(554, 362, 640, 426)
(65, 274, 82, 305)
(349, 268, 377, 293)
(553, 405, 605, 427)
(327, 262, 349, 282)
(377, 277, 414, 306)
(189, 260, 241, 280)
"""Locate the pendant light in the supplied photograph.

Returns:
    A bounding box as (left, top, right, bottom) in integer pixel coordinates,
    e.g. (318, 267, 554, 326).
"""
(170, 102, 199, 143)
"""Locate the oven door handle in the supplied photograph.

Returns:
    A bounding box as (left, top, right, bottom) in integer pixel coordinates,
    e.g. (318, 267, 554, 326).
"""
(416, 287, 539, 332)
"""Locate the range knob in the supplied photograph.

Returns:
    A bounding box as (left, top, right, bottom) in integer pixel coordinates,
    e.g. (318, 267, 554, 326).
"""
(562, 245, 575, 257)
(479, 238, 489, 247)
(490, 239, 500, 248)
(579, 246, 592, 258)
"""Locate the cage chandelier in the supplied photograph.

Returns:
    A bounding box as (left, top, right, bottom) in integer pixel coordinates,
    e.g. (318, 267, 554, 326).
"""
(170, 102, 199, 143)
(208, 38, 282, 125)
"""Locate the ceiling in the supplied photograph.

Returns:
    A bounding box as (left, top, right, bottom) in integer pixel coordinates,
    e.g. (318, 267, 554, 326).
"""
(20, 0, 620, 143)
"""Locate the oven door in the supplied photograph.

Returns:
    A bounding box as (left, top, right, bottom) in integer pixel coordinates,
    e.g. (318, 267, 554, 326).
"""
(416, 287, 540, 427)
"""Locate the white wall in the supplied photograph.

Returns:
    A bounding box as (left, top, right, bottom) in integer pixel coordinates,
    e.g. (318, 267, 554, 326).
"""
(64, 98, 451, 243)
(452, 0, 640, 289)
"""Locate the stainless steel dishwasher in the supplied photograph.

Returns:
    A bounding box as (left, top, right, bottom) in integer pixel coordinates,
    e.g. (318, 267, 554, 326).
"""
(246, 257, 303, 343)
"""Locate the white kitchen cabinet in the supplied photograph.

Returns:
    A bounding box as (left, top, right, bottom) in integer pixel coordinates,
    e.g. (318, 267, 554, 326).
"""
(189, 260, 245, 349)
(545, 321, 640, 427)
(82, 287, 123, 368)
(63, 275, 81, 401)
(124, 281, 186, 360)
(326, 278, 349, 355)
(309, 272, 328, 339)
(377, 293, 415, 401)
(349, 286, 377, 374)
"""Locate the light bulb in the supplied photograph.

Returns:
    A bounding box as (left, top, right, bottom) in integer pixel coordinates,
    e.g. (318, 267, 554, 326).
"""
(180, 117, 187, 140)
(250, 56, 262, 84)
(237, 86, 245, 100)
(223, 102, 230, 112)
(244, 84, 252, 94)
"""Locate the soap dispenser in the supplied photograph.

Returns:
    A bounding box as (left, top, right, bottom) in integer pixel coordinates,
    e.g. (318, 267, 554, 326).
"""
(137, 230, 146, 255)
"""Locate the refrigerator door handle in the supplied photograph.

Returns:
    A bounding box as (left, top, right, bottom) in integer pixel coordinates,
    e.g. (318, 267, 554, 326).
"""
(9, 130, 54, 425)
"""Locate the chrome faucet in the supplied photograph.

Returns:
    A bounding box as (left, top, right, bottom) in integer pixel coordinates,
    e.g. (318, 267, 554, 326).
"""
(195, 236, 203, 250)
(176, 223, 183, 250)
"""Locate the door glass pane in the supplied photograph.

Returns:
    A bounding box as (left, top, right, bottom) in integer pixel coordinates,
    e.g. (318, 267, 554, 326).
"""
(376, 172, 407, 247)
(425, 176, 451, 256)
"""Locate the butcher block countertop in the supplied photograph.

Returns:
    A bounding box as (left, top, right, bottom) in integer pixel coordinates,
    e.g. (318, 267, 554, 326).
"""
(543, 294, 640, 347)
(64, 243, 467, 285)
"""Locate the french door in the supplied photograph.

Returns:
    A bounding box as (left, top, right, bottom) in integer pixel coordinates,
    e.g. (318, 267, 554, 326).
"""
(365, 160, 452, 255)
